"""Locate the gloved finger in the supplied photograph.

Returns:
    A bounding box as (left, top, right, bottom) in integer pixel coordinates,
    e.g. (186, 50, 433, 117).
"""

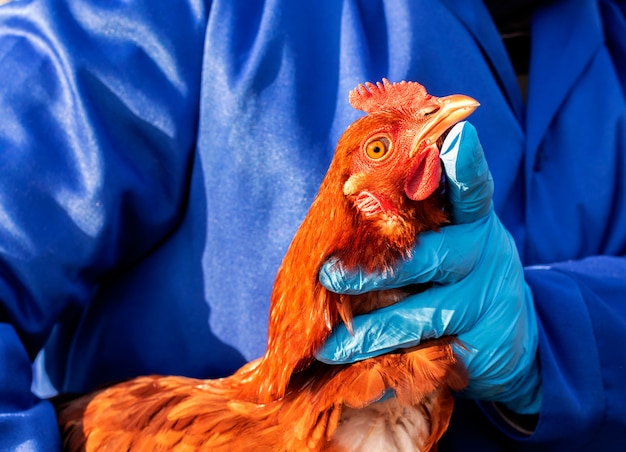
(440, 121, 494, 224)
(319, 214, 492, 294)
(316, 281, 476, 364)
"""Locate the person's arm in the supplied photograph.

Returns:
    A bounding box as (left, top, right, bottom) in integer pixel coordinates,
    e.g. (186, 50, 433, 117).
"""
(0, 0, 207, 448)
(514, 257, 626, 447)
(472, 257, 626, 447)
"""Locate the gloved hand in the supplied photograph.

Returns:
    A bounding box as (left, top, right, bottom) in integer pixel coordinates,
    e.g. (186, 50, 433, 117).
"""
(317, 121, 541, 415)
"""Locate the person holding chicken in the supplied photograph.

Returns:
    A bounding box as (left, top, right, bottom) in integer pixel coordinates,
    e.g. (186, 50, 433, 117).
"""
(1, 0, 625, 450)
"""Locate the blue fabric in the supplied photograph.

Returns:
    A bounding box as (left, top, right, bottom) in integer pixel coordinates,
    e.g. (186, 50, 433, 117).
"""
(0, 0, 625, 450)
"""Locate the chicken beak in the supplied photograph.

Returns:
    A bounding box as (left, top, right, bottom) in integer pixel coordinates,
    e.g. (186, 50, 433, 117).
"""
(409, 94, 480, 157)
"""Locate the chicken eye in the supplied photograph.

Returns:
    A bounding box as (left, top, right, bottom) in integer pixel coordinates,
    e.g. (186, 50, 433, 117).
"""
(365, 137, 390, 160)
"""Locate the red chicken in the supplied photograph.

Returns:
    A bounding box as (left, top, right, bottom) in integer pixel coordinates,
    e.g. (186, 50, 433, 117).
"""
(55, 79, 479, 451)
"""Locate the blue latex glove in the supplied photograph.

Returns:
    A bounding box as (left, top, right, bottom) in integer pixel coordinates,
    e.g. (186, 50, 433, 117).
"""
(317, 122, 541, 415)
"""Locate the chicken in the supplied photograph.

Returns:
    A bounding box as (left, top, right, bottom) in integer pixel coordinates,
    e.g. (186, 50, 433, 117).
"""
(55, 79, 479, 451)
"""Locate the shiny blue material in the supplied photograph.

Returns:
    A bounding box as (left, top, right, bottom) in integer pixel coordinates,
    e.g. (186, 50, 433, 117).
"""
(318, 122, 542, 415)
(0, 0, 625, 450)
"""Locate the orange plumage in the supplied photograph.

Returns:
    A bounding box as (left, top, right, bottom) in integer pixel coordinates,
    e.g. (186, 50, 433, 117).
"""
(55, 79, 479, 451)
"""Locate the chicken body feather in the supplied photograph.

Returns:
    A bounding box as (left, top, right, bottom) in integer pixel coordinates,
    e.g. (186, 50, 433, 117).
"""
(57, 339, 464, 451)
(55, 79, 478, 451)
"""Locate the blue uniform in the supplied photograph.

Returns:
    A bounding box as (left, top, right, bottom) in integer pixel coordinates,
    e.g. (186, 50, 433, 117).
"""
(1, 0, 625, 450)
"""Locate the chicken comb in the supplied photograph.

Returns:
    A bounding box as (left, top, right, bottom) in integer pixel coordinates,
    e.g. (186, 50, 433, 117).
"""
(349, 78, 431, 114)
